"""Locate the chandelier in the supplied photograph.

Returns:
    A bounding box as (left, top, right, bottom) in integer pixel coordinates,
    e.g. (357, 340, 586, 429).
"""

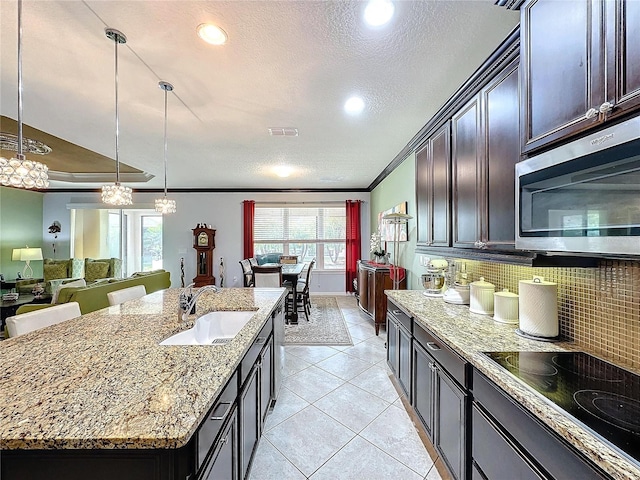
(101, 28, 132, 206)
(155, 81, 177, 214)
(0, 0, 49, 189)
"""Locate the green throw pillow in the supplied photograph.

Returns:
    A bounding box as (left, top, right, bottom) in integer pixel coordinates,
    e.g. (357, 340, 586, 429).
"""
(85, 262, 110, 282)
(44, 262, 68, 281)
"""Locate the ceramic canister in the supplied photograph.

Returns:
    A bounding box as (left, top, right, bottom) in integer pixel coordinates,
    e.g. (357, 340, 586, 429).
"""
(493, 288, 519, 324)
(469, 277, 495, 315)
(518, 277, 558, 338)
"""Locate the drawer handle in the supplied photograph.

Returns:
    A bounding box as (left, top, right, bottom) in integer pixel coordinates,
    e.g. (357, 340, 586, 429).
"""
(392, 310, 402, 316)
(426, 342, 441, 351)
(210, 401, 233, 421)
(256, 336, 267, 345)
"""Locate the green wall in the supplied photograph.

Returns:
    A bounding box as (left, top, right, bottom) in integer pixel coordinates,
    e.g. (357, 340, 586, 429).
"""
(0, 186, 44, 281)
(370, 153, 421, 289)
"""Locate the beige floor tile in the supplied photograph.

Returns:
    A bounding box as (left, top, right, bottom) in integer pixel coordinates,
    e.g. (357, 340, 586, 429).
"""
(315, 351, 373, 381)
(284, 365, 344, 403)
(313, 382, 390, 433)
(285, 345, 340, 364)
(264, 405, 355, 477)
(309, 436, 423, 480)
(360, 405, 434, 476)
(349, 365, 400, 403)
(248, 438, 306, 480)
(263, 386, 310, 432)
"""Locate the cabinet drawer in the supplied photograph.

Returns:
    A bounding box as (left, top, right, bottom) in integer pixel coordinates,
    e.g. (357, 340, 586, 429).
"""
(198, 370, 238, 470)
(473, 370, 606, 480)
(240, 318, 272, 386)
(387, 300, 412, 332)
(472, 404, 544, 480)
(413, 321, 468, 387)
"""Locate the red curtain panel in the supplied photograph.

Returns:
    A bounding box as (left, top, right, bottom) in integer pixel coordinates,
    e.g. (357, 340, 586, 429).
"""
(242, 200, 255, 259)
(345, 200, 362, 293)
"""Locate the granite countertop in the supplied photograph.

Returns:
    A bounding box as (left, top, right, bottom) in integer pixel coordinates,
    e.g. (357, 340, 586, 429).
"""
(386, 290, 640, 480)
(0, 287, 285, 451)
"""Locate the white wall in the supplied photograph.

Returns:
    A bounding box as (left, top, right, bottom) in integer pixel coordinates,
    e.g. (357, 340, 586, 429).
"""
(42, 191, 370, 294)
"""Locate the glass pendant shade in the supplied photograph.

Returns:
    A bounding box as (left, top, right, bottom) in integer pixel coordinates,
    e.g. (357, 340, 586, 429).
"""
(155, 197, 177, 214)
(2, 0, 49, 190)
(0, 155, 49, 188)
(102, 183, 133, 205)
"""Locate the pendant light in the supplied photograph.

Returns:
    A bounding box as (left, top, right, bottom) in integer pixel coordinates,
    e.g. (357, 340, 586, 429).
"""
(154, 81, 177, 214)
(0, 0, 49, 189)
(101, 28, 132, 206)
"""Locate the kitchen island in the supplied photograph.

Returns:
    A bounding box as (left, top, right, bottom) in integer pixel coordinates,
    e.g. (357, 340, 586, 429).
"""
(386, 290, 640, 480)
(0, 287, 286, 479)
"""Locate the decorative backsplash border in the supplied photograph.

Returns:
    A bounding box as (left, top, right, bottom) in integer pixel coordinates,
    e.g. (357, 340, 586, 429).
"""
(456, 259, 640, 369)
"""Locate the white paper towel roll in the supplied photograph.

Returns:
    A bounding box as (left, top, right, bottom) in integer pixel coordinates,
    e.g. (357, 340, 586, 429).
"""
(518, 278, 558, 338)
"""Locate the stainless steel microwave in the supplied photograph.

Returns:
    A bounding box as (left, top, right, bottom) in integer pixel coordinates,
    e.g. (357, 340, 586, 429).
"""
(516, 115, 640, 257)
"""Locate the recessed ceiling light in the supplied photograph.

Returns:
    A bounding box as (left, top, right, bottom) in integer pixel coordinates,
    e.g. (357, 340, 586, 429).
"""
(274, 166, 292, 178)
(344, 96, 365, 115)
(197, 23, 228, 45)
(364, 0, 395, 27)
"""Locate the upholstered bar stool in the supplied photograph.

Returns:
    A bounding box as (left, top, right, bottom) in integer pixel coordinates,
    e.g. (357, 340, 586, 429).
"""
(107, 285, 147, 306)
(6, 302, 81, 337)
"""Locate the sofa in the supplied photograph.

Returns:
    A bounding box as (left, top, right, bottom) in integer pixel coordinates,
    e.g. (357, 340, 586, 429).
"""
(15, 258, 84, 294)
(16, 269, 171, 316)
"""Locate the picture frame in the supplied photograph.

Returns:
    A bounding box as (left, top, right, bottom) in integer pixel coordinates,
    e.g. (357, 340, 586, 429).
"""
(378, 201, 408, 241)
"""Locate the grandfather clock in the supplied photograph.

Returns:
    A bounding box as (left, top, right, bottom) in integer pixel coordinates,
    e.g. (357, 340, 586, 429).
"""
(192, 224, 216, 287)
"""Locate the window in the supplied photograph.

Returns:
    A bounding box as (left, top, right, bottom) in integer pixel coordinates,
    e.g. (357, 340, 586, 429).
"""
(141, 215, 163, 271)
(254, 204, 346, 270)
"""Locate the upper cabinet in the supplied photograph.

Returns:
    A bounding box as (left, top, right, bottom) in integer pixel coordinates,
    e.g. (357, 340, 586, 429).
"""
(452, 60, 520, 250)
(521, 0, 640, 153)
(416, 122, 451, 247)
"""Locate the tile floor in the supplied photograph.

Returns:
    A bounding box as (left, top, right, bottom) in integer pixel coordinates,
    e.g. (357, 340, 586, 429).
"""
(248, 295, 444, 480)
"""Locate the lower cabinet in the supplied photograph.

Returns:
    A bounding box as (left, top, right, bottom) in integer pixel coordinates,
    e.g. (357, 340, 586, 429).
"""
(240, 363, 260, 480)
(472, 369, 608, 480)
(359, 261, 405, 335)
(411, 321, 469, 480)
(386, 300, 412, 398)
(201, 407, 238, 480)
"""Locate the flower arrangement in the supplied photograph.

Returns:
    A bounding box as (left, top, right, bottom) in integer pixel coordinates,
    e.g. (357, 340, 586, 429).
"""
(370, 232, 386, 261)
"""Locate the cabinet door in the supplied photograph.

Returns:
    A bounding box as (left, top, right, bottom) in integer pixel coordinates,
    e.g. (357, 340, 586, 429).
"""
(416, 122, 451, 247)
(260, 338, 273, 426)
(436, 368, 468, 480)
(357, 263, 369, 312)
(472, 405, 544, 480)
(521, 0, 605, 152)
(452, 96, 481, 248)
(386, 314, 398, 376)
(482, 61, 520, 249)
(605, 0, 640, 117)
(412, 341, 435, 439)
(398, 324, 412, 398)
(203, 408, 238, 480)
(240, 366, 259, 480)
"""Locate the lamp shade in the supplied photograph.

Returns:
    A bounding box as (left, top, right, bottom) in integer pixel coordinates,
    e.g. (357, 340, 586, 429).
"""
(20, 247, 43, 261)
(12, 248, 22, 261)
(382, 212, 413, 223)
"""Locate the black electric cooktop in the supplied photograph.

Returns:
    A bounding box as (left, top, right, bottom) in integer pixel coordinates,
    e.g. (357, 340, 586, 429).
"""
(485, 351, 640, 465)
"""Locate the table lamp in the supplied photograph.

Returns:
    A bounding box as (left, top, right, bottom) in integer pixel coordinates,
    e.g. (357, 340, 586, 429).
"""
(13, 246, 43, 278)
(382, 212, 413, 290)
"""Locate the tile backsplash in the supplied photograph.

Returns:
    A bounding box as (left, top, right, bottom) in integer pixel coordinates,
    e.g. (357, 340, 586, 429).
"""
(456, 259, 640, 369)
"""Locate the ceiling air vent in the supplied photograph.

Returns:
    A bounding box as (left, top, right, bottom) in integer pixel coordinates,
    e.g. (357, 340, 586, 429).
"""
(269, 127, 298, 137)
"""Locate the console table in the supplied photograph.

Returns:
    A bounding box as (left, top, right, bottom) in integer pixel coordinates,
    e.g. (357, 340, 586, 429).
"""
(356, 260, 406, 335)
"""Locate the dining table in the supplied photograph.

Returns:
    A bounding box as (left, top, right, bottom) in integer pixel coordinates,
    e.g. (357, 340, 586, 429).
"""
(261, 262, 306, 324)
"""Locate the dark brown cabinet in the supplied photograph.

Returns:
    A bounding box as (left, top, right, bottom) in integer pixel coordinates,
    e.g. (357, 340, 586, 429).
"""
(416, 122, 451, 247)
(411, 321, 470, 480)
(386, 301, 412, 398)
(201, 407, 238, 480)
(357, 261, 405, 335)
(521, 0, 640, 153)
(452, 60, 520, 250)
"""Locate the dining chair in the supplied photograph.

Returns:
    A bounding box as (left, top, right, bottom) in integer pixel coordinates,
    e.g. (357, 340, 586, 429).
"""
(296, 259, 315, 321)
(107, 285, 147, 306)
(279, 255, 298, 264)
(252, 265, 283, 288)
(6, 301, 81, 338)
(239, 259, 253, 287)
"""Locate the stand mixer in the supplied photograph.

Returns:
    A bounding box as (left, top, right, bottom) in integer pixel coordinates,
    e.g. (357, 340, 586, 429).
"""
(421, 258, 448, 297)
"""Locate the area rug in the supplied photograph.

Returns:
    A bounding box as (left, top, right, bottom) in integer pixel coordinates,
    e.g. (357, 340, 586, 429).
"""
(284, 296, 353, 346)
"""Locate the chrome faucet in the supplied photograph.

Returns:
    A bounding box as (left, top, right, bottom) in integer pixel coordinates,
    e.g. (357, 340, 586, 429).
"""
(179, 284, 219, 322)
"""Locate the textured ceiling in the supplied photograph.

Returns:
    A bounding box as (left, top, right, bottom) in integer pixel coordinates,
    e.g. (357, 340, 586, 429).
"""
(0, 1, 519, 190)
